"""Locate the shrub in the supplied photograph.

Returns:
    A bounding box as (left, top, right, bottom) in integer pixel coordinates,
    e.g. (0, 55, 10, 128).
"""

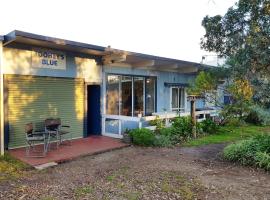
(223, 139, 257, 165)
(129, 128, 155, 146)
(153, 134, 173, 147)
(223, 134, 270, 170)
(200, 118, 219, 134)
(255, 152, 270, 171)
(245, 105, 270, 125)
(171, 116, 193, 140)
(159, 127, 182, 145)
(225, 117, 246, 127)
(149, 117, 165, 133)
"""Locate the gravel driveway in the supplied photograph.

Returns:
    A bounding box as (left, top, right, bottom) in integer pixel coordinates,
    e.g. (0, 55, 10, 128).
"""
(0, 144, 269, 200)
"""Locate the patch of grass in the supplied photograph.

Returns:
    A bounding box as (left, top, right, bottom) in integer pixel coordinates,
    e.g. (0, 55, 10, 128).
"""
(161, 182, 171, 193)
(106, 174, 117, 182)
(184, 125, 270, 147)
(122, 191, 142, 200)
(159, 171, 196, 199)
(106, 166, 130, 182)
(74, 185, 94, 198)
(178, 185, 194, 200)
(0, 153, 29, 181)
(40, 196, 55, 200)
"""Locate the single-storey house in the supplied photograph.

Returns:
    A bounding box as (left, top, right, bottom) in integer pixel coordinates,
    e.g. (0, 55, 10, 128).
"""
(0, 30, 216, 154)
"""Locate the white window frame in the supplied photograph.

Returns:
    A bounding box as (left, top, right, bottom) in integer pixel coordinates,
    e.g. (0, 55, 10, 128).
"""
(105, 74, 156, 117)
(170, 87, 186, 112)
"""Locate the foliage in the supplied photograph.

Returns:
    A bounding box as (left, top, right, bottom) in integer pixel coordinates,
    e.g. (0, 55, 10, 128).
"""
(200, 118, 219, 134)
(74, 185, 94, 198)
(224, 139, 258, 165)
(187, 71, 216, 96)
(129, 128, 155, 146)
(245, 104, 270, 125)
(220, 79, 253, 121)
(201, 0, 270, 108)
(130, 116, 211, 147)
(228, 79, 253, 102)
(252, 78, 270, 108)
(255, 152, 270, 171)
(222, 116, 246, 127)
(223, 134, 270, 170)
(171, 116, 193, 140)
(201, 0, 270, 76)
(149, 117, 165, 133)
(184, 125, 269, 147)
(153, 134, 173, 147)
(0, 153, 29, 181)
(159, 127, 178, 144)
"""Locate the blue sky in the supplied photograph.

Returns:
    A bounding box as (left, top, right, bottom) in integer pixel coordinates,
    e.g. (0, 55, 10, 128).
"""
(0, 0, 236, 63)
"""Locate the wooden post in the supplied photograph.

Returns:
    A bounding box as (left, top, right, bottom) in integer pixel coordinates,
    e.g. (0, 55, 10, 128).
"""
(189, 96, 197, 139)
(0, 41, 4, 155)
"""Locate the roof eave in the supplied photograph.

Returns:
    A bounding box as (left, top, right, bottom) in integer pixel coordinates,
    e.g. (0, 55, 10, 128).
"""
(3, 30, 106, 56)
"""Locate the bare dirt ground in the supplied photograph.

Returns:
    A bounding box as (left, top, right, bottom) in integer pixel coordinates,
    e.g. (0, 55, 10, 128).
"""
(0, 144, 270, 200)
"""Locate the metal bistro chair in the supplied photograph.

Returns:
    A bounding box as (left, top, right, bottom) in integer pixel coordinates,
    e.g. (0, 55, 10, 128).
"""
(25, 123, 47, 157)
(58, 119, 72, 146)
(45, 118, 61, 150)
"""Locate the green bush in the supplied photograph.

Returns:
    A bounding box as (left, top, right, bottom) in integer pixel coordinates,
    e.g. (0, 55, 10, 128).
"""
(129, 128, 155, 146)
(200, 118, 219, 134)
(149, 117, 165, 133)
(171, 116, 193, 140)
(223, 134, 270, 170)
(153, 134, 173, 147)
(159, 127, 182, 145)
(255, 152, 270, 171)
(223, 139, 257, 165)
(225, 117, 246, 126)
(245, 105, 270, 125)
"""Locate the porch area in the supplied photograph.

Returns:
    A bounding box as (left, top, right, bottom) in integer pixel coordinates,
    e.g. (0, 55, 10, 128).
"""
(103, 109, 219, 137)
(9, 136, 129, 167)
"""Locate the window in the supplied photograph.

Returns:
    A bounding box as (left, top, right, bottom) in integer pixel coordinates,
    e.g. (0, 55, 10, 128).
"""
(134, 77, 144, 116)
(106, 74, 156, 116)
(171, 87, 185, 112)
(106, 75, 120, 115)
(121, 76, 132, 116)
(145, 77, 156, 115)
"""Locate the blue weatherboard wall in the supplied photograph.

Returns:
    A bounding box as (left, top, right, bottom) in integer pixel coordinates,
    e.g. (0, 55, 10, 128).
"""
(104, 66, 199, 112)
(104, 66, 206, 134)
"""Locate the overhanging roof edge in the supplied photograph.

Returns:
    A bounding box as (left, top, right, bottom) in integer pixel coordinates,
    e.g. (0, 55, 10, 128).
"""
(1, 30, 216, 69)
(3, 30, 106, 52)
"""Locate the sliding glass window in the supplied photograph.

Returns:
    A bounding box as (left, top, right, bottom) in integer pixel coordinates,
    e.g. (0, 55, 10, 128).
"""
(145, 77, 156, 115)
(106, 75, 120, 115)
(133, 77, 144, 116)
(171, 87, 185, 112)
(121, 76, 132, 116)
(106, 74, 156, 116)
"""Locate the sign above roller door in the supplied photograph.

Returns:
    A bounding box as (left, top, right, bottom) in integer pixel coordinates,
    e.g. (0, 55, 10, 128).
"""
(32, 48, 66, 70)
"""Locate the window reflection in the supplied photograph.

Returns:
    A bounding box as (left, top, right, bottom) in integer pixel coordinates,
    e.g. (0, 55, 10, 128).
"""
(134, 77, 144, 116)
(106, 75, 120, 115)
(121, 76, 132, 116)
(106, 74, 156, 116)
(145, 77, 155, 115)
(171, 87, 185, 112)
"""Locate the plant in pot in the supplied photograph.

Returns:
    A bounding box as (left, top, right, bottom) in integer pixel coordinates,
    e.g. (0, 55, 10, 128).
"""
(122, 128, 132, 144)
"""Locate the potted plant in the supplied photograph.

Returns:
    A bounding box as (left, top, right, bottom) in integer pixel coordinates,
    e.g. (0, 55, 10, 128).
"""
(122, 128, 132, 144)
